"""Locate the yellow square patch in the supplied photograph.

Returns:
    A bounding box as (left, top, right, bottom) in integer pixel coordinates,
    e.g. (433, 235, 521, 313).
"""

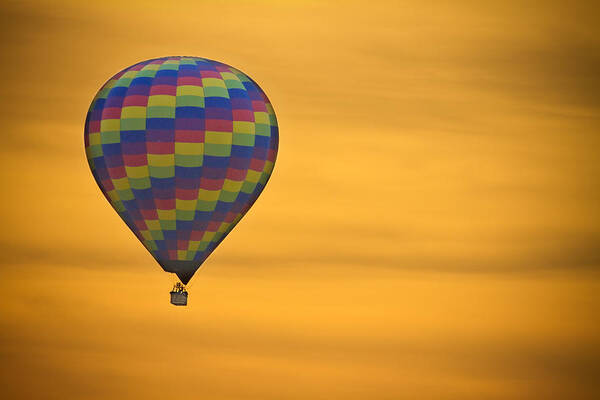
(176, 198, 197, 211)
(145, 220, 161, 231)
(100, 119, 120, 132)
(88, 132, 101, 145)
(121, 106, 146, 119)
(217, 222, 230, 233)
(254, 112, 269, 125)
(157, 209, 176, 220)
(219, 72, 238, 81)
(202, 78, 226, 88)
(205, 131, 232, 145)
(202, 231, 216, 242)
(148, 154, 174, 167)
(245, 170, 261, 183)
(233, 121, 255, 134)
(175, 142, 204, 155)
(197, 189, 221, 201)
(223, 178, 243, 192)
(112, 177, 130, 191)
(125, 165, 148, 179)
(148, 95, 176, 107)
(176, 85, 204, 97)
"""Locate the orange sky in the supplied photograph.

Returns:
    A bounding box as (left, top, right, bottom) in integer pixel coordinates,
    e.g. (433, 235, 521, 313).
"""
(1, 1, 599, 399)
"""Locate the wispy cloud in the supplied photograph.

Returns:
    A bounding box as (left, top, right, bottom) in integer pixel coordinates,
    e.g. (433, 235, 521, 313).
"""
(1, 0, 599, 399)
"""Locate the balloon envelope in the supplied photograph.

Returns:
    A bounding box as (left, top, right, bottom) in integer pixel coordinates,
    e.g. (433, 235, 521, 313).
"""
(84, 57, 278, 283)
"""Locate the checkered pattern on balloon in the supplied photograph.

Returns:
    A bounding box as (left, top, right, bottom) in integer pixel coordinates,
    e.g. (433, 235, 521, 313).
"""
(84, 57, 278, 283)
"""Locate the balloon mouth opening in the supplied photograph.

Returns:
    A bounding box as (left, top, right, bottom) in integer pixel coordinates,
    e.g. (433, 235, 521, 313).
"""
(176, 271, 195, 285)
(158, 260, 201, 285)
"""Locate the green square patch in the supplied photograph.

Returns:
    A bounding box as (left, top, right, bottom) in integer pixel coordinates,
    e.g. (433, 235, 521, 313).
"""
(176, 209, 196, 221)
(176, 95, 204, 108)
(204, 143, 231, 157)
(232, 133, 255, 147)
(87, 145, 103, 158)
(160, 220, 176, 230)
(255, 123, 270, 136)
(151, 230, 164, 240)
(100, 131, 120, 144)
(117, 189, 134, 201)
(120, 118, 146, 130)
(219, 190, 238, 203)
(149, 166, 174, 178)
(241, 181, 257, 194)
(175, 154, 203, 167)
(204, 86, 229, 98)
(147, 106, 175, 119)
(196, 200, 217, 212)
(129, 177, 151, 190)
(224, 79, 245, 90)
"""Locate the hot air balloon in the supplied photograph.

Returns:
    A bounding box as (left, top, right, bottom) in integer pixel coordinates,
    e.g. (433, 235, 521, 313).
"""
(84, 57, 278, 305)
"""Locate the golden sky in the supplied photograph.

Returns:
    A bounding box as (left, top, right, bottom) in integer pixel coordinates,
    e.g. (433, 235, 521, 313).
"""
(1, 0, 599, 398)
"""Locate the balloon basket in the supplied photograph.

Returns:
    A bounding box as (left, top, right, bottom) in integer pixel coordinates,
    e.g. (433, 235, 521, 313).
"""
(170, 282, 188, 306)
